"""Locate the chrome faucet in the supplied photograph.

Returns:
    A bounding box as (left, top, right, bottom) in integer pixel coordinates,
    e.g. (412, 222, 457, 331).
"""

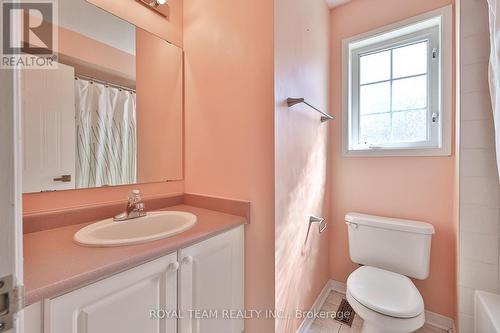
(114, 190, 147, 221)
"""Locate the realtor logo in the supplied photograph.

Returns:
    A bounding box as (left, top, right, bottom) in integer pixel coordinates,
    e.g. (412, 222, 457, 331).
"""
(1, 0, 58, 68)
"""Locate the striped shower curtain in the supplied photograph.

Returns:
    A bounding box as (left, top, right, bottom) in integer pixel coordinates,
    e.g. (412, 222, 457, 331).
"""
(75, 79, 137, 188)
(488, 0, 500, 180)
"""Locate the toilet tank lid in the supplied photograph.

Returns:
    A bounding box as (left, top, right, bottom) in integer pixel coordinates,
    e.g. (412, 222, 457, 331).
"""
(345, 213, 435, 235)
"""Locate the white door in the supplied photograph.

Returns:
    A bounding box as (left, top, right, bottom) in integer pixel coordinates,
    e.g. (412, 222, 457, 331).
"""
(179, 226, 244, 333)
(45, 253, 179, 333)
(21, 63, 76, 193)
(0, 68, 24, 333)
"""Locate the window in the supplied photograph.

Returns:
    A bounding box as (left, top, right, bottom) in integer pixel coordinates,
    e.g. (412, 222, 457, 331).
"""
(343, 7, 452, 156)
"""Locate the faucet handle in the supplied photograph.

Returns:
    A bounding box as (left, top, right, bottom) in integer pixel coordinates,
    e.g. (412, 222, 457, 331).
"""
(128, 189, 142, 203)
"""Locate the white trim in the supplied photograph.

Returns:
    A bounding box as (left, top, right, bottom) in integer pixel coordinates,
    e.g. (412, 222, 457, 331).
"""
(329, 279, 347, 294)
(14, 52, 24, 333)
(296, 280, 455, 333)
(424, 310, 455, 332)
(341, 5, 453, 157)
(325, 0, 350, 9)
(0, 1, 24, 330)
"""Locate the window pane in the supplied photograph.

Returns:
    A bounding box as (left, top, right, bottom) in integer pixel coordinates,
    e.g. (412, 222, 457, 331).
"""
(360, 82, 390, 115)
(392, 109, 427, 142)
(360, 50, 391, 84)
(393, 41, 428, 79)
(392, 75, 427, 111)
(359, 113, 391, 145)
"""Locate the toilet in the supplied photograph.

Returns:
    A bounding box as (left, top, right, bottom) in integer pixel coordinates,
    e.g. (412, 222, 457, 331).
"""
(345, 213, 435, 333)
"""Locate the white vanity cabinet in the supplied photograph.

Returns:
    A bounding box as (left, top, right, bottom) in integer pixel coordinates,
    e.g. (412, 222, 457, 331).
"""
(179, 226, 244, 333)
(45, 252, 179, 333)
(40, 226, 244, 333)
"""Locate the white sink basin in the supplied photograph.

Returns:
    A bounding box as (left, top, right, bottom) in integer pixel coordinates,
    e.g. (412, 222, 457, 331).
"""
(74, 211, 197, 247)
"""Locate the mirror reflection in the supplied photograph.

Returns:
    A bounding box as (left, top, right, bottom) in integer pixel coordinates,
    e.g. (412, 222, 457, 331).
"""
(22, 0, 183, 193)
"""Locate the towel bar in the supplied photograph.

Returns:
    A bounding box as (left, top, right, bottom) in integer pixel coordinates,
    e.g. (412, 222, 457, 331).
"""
(286, 97, 334, 123)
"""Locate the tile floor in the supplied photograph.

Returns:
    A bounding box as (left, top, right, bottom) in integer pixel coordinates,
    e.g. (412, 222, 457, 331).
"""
(308, 291, 448, 333)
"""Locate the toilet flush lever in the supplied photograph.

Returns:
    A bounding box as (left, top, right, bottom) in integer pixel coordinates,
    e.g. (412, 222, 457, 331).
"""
(346, 221, 358, 229)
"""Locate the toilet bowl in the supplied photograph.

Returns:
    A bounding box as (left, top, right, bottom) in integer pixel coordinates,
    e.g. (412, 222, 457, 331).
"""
(346, 266, 425, 333)
(345, 213, 435, 333)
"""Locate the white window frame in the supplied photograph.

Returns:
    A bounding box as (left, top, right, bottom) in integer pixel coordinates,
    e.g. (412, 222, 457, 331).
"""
(342, 6, 453, 157)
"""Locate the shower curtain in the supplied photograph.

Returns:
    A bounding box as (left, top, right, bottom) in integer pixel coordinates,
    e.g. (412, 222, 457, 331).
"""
(488, 0, 500, 180)
(75, 79, 137, 188)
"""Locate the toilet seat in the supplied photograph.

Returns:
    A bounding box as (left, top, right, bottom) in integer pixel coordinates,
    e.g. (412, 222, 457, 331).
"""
(346, 290, 425, 333)
(347, 266, 424, 318)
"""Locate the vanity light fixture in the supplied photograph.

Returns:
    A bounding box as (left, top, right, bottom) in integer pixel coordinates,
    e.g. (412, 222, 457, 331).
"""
(136, 0, 168, 17)
(138, 0, 166, 7)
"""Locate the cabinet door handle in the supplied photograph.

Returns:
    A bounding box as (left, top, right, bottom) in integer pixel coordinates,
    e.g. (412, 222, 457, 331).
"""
(181, 256, 193, 265)
(167, 261, 180, 272)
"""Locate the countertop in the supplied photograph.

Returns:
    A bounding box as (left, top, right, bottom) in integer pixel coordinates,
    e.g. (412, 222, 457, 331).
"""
(24, 204, 246, 305)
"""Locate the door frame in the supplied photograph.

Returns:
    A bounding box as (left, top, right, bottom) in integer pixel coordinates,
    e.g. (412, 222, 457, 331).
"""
(0, 4, 24, 330)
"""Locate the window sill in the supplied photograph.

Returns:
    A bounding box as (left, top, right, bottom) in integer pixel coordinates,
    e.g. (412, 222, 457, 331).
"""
(343, 146, 451, 157)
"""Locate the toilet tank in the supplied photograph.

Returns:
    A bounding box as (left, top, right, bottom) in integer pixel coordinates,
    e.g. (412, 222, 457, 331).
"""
(345, 212, 435, 280)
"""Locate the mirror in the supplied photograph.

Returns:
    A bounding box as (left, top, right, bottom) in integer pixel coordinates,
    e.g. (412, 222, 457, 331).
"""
(21, 0, 183, 193)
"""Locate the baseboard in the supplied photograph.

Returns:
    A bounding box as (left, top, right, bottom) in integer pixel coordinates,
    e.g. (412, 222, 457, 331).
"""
(295, 281, 332, 333)
(424, 310, 455, 332)
(329, 280, 347, 294)
(296, 279, 455, 333)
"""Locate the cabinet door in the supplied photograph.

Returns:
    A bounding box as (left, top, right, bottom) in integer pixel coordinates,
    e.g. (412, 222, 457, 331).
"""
(179, 226, 244, 333)
(45, 253, 178, 333)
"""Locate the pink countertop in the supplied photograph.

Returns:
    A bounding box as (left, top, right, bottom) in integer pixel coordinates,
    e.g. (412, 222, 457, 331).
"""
(24, 204, 246, 305)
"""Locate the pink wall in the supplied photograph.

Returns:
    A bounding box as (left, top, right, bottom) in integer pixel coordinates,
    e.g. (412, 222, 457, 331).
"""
(183, 0, 275, 331)
(58, 24, 135, 86)
(87, 0, 183, 47)
(274, 0, 330, 332)
(24, 17, 136, 87)
(328, 0, 456, 318)
(136, 28, 183, 183)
